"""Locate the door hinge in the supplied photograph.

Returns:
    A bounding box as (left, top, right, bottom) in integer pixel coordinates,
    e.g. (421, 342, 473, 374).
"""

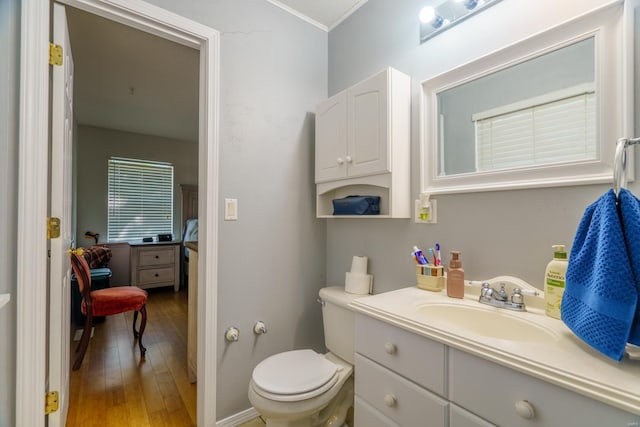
(47, 217, 61, 239)
(45, 391, 59, 415)
(49, 43, 63, 66)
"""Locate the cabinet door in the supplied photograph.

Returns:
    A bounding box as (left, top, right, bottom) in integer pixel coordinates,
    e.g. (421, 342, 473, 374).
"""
(315, 91, 347, 182)
(347, 69, 390, 178)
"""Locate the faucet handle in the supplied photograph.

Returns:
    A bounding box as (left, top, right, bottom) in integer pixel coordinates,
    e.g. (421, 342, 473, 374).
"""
(511, 288, 524, 304)
(481, 282, 492, 298)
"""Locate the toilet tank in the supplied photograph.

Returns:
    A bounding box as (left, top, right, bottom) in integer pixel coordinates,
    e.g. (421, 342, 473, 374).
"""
(319, 286, 367, 364)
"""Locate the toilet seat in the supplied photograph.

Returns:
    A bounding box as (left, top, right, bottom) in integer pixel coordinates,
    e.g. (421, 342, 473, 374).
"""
(252, 349, 342, 402)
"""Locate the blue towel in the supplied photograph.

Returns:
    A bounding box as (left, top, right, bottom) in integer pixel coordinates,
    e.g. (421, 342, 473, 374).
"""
(619, 188, 640, 346)
(561, 189, 639, 361)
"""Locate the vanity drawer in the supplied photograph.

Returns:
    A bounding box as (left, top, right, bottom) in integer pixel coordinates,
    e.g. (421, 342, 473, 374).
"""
(355, 353, 448, 427)
(354, 396, 399, 427)
(450, 404, 495, 427)
(449, 348, 639, 427)
(355, 314, 446, 395)
(138, 247, 175, 266)
(137, 266, 175, 285)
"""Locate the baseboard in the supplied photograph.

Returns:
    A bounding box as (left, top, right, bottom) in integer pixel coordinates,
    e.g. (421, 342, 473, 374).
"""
(216, 407, 260, 427)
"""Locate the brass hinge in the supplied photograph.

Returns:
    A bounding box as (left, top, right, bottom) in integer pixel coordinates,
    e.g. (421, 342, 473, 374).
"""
(45, 391, 59, 415)
(47, 217, 61, 239)
(49, 43, 62, 66)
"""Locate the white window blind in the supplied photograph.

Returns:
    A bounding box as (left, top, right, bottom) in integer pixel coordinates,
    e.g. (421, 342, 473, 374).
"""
(108, 157, 174, 242)
(474, 84, 596, 172)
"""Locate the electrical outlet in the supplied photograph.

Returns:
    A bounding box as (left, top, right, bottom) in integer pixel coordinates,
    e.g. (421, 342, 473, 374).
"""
(224, 198, 238, 220)
(415, 199, 437, 224)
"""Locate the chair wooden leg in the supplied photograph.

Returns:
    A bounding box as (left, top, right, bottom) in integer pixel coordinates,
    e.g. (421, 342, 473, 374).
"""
(133, 310, 139, 338)
(136, 305, 147, 358)
(73, 314, 93, 371)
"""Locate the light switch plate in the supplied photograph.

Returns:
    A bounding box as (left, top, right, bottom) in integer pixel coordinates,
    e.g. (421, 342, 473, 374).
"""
(224, 198, 238, 220)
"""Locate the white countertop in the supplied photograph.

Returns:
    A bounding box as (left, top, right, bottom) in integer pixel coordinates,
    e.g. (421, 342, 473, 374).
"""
(350, 284, 640, 416)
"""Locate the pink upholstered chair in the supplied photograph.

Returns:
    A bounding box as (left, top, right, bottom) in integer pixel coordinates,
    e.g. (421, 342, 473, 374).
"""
(69, 251, 148, 370)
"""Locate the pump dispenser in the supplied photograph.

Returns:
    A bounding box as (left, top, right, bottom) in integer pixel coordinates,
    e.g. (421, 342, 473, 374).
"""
(544, 244, 568, 319)
(447, 251, 465, 298)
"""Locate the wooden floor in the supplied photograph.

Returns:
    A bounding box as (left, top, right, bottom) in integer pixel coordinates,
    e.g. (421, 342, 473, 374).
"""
(67, 287, 196, 426)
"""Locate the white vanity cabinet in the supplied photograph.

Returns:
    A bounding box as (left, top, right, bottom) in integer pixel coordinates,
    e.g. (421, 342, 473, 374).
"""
(354, 313, 640, 427)
(315, 67, 410, 218)
(355, 315, 448, 426)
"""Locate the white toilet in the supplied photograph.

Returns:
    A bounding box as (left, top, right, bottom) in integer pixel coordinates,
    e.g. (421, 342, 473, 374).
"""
(248, 286, 365, 427)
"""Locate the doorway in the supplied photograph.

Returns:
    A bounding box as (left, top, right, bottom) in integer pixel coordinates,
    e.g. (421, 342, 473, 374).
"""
(16, 1, 219, 425)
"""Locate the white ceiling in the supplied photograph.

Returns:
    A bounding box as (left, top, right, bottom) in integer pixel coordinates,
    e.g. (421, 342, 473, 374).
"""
(268, 0, 368, 31)
(66, 7, 200, 142)
(65, 1, 366, 143)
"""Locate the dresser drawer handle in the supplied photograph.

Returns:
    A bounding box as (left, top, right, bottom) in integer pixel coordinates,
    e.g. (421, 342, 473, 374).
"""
(155, 273, 159, 277)
(384, 342, 397, 354)
(515, 400, 535, 419)
(384, 394, 397, 407)
(155, 255, 159, 259)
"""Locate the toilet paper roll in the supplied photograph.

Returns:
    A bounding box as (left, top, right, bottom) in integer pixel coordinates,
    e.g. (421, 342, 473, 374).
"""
(345, 272, 373, 295)
(350, 256, 368, 275)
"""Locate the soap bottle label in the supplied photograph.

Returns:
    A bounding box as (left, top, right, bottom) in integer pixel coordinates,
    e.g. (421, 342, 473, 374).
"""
(545, 271, 565, 319)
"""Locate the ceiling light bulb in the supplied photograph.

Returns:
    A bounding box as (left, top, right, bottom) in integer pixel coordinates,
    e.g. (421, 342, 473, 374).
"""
(464, 0, 478, 10)
(419, 6, 444, 28)
(419, 6, 436, 24)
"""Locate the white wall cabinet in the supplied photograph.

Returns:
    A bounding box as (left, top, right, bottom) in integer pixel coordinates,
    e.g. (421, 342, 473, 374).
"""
(315, 67, 410, 218)
(354, 314, 639, 427)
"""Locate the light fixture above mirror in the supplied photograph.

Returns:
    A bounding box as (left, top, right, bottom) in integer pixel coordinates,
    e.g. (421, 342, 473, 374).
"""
(420, 0, 502, 43)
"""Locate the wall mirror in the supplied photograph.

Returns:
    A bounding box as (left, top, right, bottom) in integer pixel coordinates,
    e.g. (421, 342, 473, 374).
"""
(420, 2, 634, 195)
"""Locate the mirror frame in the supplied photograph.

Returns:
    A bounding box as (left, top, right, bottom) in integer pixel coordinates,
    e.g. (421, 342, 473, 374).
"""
(420, 1, 634, 195)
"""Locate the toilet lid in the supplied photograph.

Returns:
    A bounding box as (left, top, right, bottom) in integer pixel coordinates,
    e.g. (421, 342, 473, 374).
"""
(252, 349, 339, 396)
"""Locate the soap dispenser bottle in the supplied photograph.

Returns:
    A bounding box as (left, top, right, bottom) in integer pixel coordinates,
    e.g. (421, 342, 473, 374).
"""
(544, 244, 568, 319)
(447, 251, 464, 298)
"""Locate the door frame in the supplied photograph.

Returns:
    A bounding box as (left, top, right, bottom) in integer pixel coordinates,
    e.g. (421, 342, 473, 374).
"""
(17, 1, 220, 425)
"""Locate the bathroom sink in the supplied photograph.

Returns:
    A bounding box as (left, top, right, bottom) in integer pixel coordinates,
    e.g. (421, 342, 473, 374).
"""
(416, 303, 558, 342)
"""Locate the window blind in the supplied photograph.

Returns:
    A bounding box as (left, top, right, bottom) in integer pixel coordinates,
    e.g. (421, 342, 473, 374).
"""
(108, 157, 174, 242)
(474, 86, 596, 172)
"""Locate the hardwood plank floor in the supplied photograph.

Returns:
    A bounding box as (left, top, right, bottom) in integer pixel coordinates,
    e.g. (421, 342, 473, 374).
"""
(67, 287, 196, 427)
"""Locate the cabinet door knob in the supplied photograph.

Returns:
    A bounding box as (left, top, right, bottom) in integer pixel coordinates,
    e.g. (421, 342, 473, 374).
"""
(384, 342, 397, 354)
(384, 394, 397, 407)
(515, 400, 535, 419)
(345, 155, 353, 163)
(336, 157, 344, 165)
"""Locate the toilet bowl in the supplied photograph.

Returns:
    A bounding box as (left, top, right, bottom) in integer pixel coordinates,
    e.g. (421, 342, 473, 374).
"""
(248, 287, 365, 427)
(248, 351, 353, 426)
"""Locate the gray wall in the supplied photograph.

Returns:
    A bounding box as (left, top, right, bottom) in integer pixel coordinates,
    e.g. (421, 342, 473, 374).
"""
(326, 0, 640, 294)
(75, 125, 198, 243)
(0, 0, 19, 425)
(138, 0, 328, 419)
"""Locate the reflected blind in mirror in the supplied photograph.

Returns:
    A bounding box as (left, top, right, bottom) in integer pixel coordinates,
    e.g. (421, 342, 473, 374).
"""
(474, 85, 596, 172)
(107, 157, 174, 242)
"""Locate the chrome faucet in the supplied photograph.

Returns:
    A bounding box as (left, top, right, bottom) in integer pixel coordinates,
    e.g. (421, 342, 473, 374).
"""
(479, 282, 530, 312)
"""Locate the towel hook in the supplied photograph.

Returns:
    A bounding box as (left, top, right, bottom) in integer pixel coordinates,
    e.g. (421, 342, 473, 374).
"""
(613, 137, 640, 197)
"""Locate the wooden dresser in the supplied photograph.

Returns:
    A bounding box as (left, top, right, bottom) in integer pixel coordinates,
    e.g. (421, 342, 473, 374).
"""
(129, 241, 180, 292)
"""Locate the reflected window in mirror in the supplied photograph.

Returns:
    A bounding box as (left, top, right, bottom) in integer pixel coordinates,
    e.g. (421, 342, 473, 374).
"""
(438, 37, 595, 176)
(420, 2, 633, 195)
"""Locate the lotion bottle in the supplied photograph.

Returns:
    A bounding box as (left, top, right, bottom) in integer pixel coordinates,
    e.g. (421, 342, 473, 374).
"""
(544, 244, 568, 319)
(447, 251, 465, 298)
